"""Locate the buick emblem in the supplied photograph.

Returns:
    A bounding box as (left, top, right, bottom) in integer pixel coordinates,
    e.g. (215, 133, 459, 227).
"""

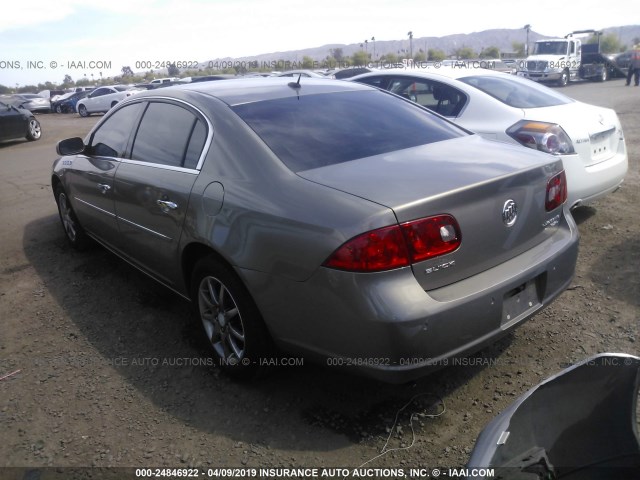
(502, 199, 518, 227)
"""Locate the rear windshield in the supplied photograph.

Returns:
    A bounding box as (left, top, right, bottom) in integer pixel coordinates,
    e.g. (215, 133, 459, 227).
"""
(232, 90, 466, 172)
(458, 75, 573, 108)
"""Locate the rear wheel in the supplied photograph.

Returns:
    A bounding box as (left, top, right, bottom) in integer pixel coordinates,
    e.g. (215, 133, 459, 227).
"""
(191, 255, 273, 379)
(26, 118, 41, 141)
(55, 185, 89, 250)
(78, 104, 89, 117)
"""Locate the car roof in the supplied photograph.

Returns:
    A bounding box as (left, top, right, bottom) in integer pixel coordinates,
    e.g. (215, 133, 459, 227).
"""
(132, 77, 373, 107)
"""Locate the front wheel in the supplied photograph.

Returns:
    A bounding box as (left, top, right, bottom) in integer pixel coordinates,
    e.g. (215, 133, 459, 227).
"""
(26, 118, 41, 141)
(78, 104, 89, 117)
(191, 255, 273, 379)
(55, 185, 89, 250)
(600, 67, 609, 82)
(557, 69, 569, 87)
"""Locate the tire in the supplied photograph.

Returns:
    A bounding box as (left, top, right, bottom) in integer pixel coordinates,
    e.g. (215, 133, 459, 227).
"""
(54, 185, 89, 250)
(78, 104, 89, 117)
(26, 118, 41, 141)
(191, 255, 273, 379)
(55, 104, 63, 114)
(600, 67, 608, 82)
(557, 69, 569, 87)
(110, 101, 118, 109)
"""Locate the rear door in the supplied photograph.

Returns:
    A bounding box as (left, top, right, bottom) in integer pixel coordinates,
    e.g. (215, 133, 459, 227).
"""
(113, 100, 208, 287)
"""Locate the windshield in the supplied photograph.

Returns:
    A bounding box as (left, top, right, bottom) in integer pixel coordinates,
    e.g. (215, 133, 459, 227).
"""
(233, 90, 467, 172)
(533, 41, 568, 55)
(458, 75, 573, 108)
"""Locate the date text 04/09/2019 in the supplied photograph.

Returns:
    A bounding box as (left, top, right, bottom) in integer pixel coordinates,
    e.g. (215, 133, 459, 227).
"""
(134, 467, 496, 478)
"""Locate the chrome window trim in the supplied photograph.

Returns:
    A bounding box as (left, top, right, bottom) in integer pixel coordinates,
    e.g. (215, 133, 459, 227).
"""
(124, 96, 213, 171)
(119, 158, 200, 174)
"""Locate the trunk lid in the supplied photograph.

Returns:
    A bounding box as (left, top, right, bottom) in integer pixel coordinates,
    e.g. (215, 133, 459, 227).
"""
(299, 135, 565, 290)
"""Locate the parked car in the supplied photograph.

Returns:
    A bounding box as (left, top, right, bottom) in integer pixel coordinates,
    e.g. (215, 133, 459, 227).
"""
(275, 70, 327, 78)
(0, 100, 41, 142)
(52, 91, 89, 114)
(351, 67, 628, 208)
(482, 59, 517, 74)
(330, 66, 376, 79)
(52, 78, 578, 382)
(37, 89, 66, 101)
(75, 85, 141, 117)
(150, 77, 179, 85)
(50, 91, 74, 104)
(188, 75, 237, 83)
(614, 50, 633, 73)
(8, 93, 51, 113)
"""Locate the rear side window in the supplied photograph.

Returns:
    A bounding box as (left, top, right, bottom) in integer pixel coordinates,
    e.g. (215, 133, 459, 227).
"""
(89, 102, 144, 157)
(232, 90, 466, 172)
(131, 102, 206, 168)
(459, 75, 573, 108)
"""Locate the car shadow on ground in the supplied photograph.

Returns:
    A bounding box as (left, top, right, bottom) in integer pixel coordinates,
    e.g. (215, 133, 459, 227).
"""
(570, 205, 597, 225)
(571, 205, 638, 307)
(24, 214, 515, 452)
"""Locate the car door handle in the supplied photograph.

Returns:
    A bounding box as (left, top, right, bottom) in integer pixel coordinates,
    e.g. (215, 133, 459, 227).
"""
(156, 199, 178, 212)
(97, 183, 111, 194)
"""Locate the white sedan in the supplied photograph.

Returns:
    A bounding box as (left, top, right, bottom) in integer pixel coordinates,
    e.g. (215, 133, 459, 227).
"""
(351, 67, 628, 208)
(76, 85, 141, 117)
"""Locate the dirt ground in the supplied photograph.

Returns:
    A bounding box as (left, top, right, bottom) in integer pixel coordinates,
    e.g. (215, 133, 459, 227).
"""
(0, 79, 638, 478)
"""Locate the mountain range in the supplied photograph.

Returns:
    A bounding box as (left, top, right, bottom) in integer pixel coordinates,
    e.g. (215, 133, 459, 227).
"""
(208, 25, 640, 66)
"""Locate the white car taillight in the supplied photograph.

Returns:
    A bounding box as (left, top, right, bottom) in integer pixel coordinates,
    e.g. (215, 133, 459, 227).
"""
(507, 120, 575, 155)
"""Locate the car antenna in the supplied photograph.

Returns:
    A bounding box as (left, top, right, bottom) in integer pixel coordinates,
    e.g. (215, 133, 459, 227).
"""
(288, 74, 302, 90)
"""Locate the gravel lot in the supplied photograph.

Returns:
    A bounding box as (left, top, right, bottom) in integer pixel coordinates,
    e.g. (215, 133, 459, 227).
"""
(0, 79, 638, 478)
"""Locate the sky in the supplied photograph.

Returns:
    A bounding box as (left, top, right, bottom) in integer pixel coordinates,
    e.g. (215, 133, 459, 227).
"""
(1, 0, 637, 87)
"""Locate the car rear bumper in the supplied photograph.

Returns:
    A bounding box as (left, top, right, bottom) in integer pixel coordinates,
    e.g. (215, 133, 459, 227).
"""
(562, 149, 628, 207)
(241, 211, 579, 383)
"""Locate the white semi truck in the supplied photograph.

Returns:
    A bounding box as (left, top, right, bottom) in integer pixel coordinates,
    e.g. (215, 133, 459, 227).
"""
(519, 30, 626, 86)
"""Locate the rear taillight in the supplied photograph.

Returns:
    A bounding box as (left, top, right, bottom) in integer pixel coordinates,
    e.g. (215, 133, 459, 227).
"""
(545, 170, 567, 211)
(507, 120, 575, 155)
(324, 215, 461, 273)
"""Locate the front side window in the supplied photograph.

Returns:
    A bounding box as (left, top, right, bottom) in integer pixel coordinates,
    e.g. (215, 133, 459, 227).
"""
(233, 90, 466, 172)
(131, 102, 205, 168)
(91, 88, 109, 98)
(89, 103, 144, 157)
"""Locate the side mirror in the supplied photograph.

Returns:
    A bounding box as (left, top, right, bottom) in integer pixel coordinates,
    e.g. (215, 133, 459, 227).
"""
(56, 137, 86, 156)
